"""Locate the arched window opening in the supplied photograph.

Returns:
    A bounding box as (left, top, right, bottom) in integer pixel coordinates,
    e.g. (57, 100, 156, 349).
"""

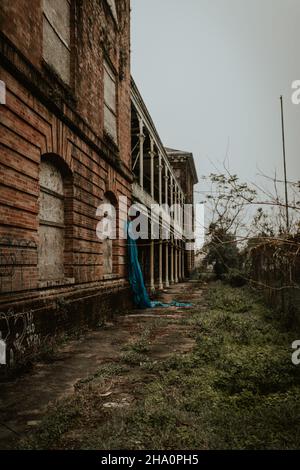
(102, 192, 119, 278)
(38, 156, 73, 284)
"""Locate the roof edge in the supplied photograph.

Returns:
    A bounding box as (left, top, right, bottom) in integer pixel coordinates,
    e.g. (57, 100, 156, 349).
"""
(165, 147, 198, 184)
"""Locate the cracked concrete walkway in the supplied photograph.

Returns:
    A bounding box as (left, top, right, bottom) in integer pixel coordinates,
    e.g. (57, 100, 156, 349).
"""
(0, 281, 202, 449)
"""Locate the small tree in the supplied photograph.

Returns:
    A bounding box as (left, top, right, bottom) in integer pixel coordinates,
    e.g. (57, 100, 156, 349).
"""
(203, 173, 256, 236)
(201, 168, 300, 299)
(202, 172, 254, 283)
(203, 224, 240, 279)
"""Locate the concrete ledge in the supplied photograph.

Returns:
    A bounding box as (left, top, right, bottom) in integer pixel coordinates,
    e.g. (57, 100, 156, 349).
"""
(0, 284, 133, 372)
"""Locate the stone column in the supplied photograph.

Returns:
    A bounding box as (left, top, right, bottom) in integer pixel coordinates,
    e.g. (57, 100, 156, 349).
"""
(150, 238, 155, 292)
(180, 193, 184, 281)
(164, 165, 169, 206)
(138, 117, 144, 189)
(174, 240, 178, 283)
(148, 138, 155, 291)
(182, 241, 185, 280)
(164, 166, 169, 287)
(174, 185, 178, 223)
(178, 190, 181, 229)
(170, 236, 174, 284)
(170, 174, 174, 225)
(150, 137, 155, 199)
(180, 193, 184, 233)
(178, 240, 182, 281)
(158, 154, 163, 289)
(188, 250, 192, 276)
(164, 241, 169, 287)
(158, 240, 163, 289)
(158, 153, 162, 206)
(169, 176, 174, 285)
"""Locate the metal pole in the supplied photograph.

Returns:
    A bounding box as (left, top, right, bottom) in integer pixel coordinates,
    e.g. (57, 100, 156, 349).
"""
(280, 95, 289, 232)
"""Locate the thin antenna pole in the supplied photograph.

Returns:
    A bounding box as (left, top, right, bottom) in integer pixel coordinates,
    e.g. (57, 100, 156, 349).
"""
(280, 95, 289, 232)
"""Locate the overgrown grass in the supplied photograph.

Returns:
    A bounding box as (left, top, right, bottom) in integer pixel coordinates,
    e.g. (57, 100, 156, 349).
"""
(75, 363, 130, 388)
(20, 282, 300, 450)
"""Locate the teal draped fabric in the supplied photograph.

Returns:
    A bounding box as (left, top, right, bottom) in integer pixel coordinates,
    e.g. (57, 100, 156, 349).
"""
(127, 222, 152, 308)
(127, 222, 192, 309)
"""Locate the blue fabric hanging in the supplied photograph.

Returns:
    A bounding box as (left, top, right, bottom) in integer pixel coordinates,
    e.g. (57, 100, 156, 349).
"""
(127, 222, 192, 309)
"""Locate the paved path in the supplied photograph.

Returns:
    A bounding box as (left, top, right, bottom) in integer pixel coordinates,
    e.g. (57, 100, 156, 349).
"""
(0, 281, 202, 449)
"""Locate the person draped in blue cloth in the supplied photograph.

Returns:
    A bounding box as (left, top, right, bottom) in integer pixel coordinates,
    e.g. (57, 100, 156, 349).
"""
(127, 220, 192, 309)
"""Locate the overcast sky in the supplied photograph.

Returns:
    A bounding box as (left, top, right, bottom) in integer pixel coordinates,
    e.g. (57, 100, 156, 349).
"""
(131, 0, 300, 210)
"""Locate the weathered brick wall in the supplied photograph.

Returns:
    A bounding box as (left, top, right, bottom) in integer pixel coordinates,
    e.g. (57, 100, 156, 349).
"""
(0, 0, 132, 368)
(0, 0, 42, 69)
(0, 0, 131, 166)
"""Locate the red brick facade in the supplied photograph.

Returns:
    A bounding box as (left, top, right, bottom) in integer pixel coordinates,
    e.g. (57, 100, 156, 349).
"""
(0, 0, 132, 367)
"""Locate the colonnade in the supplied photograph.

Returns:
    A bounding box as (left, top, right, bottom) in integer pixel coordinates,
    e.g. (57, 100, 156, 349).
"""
(136, 116, 187, 290)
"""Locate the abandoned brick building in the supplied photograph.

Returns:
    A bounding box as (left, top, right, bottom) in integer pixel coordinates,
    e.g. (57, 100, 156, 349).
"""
(0, 0, 197, 367)
(0, 0, 131, 366)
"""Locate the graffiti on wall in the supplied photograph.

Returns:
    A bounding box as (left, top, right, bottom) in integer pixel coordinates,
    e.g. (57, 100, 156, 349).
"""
(0, 309, 41, 366)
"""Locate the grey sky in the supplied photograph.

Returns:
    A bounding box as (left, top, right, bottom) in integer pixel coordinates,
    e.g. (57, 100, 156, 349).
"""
(131, 0, 300, 210)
